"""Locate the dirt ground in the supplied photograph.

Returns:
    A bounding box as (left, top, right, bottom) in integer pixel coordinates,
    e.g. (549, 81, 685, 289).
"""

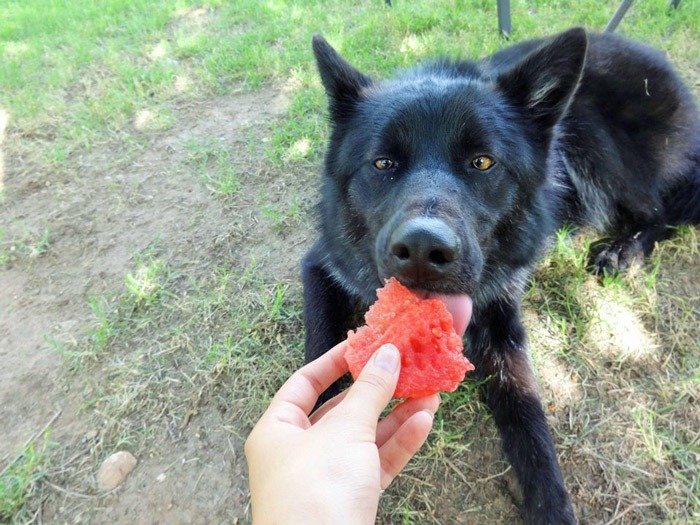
(2, 81, 699, 524)
(1, 88, 294, 523)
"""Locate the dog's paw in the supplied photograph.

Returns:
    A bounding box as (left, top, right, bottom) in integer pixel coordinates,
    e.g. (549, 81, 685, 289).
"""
(522, 476, 577, 525)
(592, 235, 644, 276)
(524, 497, 576, 525)
(528, 510, 576, 525)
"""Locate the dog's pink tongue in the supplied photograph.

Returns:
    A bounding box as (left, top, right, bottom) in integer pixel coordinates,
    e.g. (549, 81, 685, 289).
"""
(426, 293, 473, 337)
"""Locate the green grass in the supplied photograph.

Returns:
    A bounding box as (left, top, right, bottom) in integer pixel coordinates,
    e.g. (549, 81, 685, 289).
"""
(185, 139, 241, 197)
(2, 1, 700, 523)
(3, 0, 698, 163)
(0, 436, 48, 523)
(0, 223, 51, 268)
(51, 245, 303, 432)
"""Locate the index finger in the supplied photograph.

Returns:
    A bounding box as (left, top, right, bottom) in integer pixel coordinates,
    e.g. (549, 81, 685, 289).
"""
(269, 340, 349, 415)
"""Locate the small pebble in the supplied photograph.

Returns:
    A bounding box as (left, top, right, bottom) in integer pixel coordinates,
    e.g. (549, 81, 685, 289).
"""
(97, 451, 137, 491)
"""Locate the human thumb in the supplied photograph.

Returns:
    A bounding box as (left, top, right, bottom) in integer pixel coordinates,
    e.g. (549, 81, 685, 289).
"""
(342, 344, 400, 424)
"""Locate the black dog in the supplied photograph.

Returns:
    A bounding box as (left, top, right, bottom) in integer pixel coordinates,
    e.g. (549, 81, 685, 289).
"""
(302, 28, 700, 524)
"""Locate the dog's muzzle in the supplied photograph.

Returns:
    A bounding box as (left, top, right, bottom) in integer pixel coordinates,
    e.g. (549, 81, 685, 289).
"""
(385, 216, 461, 284)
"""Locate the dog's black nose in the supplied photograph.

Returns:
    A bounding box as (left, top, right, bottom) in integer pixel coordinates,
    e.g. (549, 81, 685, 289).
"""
(388, 217, 461, 281)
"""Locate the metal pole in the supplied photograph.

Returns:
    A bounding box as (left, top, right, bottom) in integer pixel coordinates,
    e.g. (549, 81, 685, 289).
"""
(497, 0, 511, 38)
(605, 0, 634, 33)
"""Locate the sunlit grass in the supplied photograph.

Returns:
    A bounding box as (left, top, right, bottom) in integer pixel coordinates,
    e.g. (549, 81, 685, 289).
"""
(3, 1, 698, 163)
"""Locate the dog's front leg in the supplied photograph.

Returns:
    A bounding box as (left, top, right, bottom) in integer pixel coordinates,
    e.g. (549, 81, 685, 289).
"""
(301, 246, 358, 402)
(468, 298, 575, 525)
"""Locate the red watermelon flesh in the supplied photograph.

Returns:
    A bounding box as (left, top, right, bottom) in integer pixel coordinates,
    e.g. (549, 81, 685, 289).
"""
(344, 278, 475, 398)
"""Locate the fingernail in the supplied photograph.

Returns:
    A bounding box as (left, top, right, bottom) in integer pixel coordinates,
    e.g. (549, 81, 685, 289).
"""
(374, 344, 400, 373)
(421, 409, 435, 419)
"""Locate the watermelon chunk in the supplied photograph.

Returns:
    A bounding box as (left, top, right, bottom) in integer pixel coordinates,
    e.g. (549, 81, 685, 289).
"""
(344, 278, 475, 398)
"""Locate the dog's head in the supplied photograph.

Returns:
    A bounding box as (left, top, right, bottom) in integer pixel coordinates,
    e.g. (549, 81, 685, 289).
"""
(313, 29, 587, 313)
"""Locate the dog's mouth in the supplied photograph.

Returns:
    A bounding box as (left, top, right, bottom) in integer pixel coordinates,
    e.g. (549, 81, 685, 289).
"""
(375, 216, 478, 337)
(415, 290, 473, 337)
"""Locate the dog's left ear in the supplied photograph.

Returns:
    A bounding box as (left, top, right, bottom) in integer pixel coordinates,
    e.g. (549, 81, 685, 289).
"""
(497, 27, 587, 129)
(312, 34, 374, 121)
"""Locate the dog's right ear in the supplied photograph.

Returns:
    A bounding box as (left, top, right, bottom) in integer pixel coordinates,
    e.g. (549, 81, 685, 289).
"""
(312, 35, 373, 121)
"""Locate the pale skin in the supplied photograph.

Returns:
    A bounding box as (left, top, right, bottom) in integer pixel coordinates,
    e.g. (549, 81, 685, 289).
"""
(245, 342, 440, 524)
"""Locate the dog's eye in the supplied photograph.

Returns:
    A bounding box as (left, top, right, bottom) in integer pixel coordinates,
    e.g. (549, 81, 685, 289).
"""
(472, 155, 495, 171)
(373, 158, 395, 171)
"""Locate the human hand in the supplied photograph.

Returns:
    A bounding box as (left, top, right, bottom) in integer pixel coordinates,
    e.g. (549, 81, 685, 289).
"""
(245, 341, 439, 524)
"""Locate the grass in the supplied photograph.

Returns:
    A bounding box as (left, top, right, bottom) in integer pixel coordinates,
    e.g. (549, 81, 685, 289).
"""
(0, 224, 51, 268)
(3, 1, 698, 163)
(0, 435, 49, 523)
(524, 226, 700, 522)
(185, 139, 241, 197)
(72, 252, 304, 436)
(1, 0, 699, 523)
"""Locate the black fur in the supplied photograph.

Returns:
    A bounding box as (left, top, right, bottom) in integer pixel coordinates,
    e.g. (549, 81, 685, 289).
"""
(303, 28, 700, 524)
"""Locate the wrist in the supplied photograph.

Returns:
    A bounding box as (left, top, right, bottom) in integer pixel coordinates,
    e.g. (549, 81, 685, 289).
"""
(251, 481, 378, 525)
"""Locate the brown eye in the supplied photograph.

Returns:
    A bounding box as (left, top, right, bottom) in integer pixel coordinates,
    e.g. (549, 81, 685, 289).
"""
(472, 155, 495, 171)
(373, 158, 394, 170)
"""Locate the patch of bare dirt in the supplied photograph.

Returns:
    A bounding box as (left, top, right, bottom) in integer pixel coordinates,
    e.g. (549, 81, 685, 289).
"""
(1, 87, 290, 523)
